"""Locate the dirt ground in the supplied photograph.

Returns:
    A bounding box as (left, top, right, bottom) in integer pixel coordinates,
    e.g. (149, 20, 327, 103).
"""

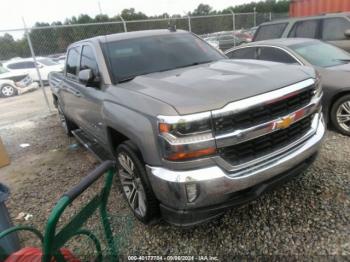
(0, 90, 349, 260)
(0, 87, 53, 128)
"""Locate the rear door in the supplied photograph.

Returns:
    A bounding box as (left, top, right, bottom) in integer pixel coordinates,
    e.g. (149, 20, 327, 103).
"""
(257, 47, 300, 64)
(321, 17, 350, 53)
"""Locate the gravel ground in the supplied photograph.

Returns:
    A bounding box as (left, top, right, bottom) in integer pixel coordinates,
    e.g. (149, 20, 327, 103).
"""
(0, 114, 349, 260)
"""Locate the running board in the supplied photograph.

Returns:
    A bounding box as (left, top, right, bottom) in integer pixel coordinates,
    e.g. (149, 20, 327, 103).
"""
(72, 129, 113, 163)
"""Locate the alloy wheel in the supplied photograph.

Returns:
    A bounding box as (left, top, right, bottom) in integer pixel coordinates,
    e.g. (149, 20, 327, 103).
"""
(1, 85, 15, 97)
(336, 101, 350, 132)
(118, 152, 147, 217)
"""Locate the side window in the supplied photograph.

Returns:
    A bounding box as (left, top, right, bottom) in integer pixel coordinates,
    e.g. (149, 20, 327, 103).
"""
(288, 20, 320, 38)
(226, 47, 257, 59)
(80, 45, 99, 75)
(7, 62, 35, 69)
(66, 47, 80, 79)
(322, 18, 350, 41)
(253, 23, 288, 41)
(258, 47, 298, 64)
(7, 63, 21, 69)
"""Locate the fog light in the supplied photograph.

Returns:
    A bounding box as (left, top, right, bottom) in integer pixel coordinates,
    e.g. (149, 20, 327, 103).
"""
(185, 183, 199, 203)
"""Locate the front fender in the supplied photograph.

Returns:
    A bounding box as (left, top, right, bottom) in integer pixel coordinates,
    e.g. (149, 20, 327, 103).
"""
(102, 101, 162, 166)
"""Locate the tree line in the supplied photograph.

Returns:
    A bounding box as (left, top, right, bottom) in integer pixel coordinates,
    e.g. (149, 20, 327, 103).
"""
(0, 0, 290, 61)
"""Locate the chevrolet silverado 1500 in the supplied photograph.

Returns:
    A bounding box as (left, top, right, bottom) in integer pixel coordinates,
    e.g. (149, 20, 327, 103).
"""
(49, 29, 325, 226)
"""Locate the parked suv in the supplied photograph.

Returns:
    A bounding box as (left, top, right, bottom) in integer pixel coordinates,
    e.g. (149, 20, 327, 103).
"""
(253, 12, 350, 52)
(49, 30, 325, 226)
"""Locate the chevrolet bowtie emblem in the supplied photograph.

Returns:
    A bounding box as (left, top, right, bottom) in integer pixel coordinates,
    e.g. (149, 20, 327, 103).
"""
(275, 114, 295, 130)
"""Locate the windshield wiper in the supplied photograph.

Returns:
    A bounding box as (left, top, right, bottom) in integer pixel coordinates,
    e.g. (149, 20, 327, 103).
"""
(118, 76, 136, 83)
(334, 58, 350, 63)
(174, 60, 213, 70)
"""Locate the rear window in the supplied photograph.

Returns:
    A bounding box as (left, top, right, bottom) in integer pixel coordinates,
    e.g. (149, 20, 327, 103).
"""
(253, 23, 288, 41)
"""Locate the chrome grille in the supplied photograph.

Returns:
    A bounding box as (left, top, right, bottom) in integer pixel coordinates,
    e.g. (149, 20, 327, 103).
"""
(214, 87, 314, 135)
(219, 114, 313, 166)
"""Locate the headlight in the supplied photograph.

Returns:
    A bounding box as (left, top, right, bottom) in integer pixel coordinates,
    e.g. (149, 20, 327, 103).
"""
(158, 113, 216, 161)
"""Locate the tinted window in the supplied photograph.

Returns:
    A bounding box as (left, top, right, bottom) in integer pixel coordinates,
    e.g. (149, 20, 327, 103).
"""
(7, 61, 35, 69)
(66, 47, 79, 78)
(80, 45, 99, 75)
(322, 17, 350, 41)
(288, 20, 320, 38)
(258, 47, 297, 64)
(290, 40, 350, 67)
(104, 33, 224, 83)
(226, 47, 257, 59)
(254, 23, 287, 41)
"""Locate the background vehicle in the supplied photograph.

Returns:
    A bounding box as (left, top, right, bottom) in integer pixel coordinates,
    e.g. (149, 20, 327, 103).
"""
(203, 32, 246, 51)
(225, 38, 350, 136)
(253, 13, 350, 52)
(49, 30, 325, 226)
(0, 66, 38, 98)
(3, 57, 63, 82)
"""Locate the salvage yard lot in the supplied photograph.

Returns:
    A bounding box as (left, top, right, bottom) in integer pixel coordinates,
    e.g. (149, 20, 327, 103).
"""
(0, 91, 349, 258)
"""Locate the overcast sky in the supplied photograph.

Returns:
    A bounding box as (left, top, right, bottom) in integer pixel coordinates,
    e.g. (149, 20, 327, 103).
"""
(1, 0, 256, 31)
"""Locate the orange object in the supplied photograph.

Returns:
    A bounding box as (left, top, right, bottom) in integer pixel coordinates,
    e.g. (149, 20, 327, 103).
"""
(159, 123, 171, 133)
(167, 147, 216, 161)
(5, 247, 80, 262)
(0, 137, 10, 168)
(290, 0, 350, 17)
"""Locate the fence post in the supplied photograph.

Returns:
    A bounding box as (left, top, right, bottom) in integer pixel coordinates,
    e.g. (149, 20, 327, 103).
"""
(187, 15, 191, 32)
(22, 17, 51, 112)
(230, 11, 236, 47)
(269, 12, 272, 21)
(120, 16, 127, 32)
(253, 8, 257, 27)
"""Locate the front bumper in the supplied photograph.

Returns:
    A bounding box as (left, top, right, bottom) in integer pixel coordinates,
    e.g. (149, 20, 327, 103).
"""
(146, 115, 326, 226)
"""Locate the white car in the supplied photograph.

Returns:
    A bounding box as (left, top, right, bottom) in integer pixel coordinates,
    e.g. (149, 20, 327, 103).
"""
(2, 57, 63, 82)
(0, 66, 39, 98)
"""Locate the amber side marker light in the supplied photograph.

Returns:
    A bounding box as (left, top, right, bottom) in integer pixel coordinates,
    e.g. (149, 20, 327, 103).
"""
(166, 147, 216, 161)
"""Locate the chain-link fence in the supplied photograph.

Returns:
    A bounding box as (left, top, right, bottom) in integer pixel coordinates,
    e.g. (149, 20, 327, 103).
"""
(0, 12, 288, 125)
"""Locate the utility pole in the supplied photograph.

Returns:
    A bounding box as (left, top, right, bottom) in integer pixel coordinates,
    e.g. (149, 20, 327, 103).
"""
(253, 7, 257, 27)
(98, 1, 103, 15)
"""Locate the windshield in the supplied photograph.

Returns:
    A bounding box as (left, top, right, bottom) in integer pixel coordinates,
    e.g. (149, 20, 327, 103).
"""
(290, 41, 350, 67)
(38, 58, 58, 66)
(103, 33, 225, 83)
(0, 66, 9, 74)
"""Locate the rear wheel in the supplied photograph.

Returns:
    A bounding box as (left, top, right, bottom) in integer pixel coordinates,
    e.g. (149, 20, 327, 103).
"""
(330, 95, 350, 136)
(57, 102, 76, 137)
(116, 141, 159, 224)
(0, 85, 17, 97)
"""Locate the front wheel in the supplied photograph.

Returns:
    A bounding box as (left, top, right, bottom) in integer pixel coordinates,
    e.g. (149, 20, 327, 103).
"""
(116, 141, 159, 224)
(330, 95, 350, 136)
(0, 85, 17, 97)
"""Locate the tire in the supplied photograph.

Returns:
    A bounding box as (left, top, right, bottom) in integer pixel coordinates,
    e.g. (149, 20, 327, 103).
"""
(57, 102, 76, 137)
(330, 94, 350, 136)
(116, 141, 159, 224)
(0, 85, 17, 98)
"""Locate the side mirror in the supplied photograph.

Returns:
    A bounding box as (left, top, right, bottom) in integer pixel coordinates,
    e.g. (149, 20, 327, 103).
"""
(344, 29, 350, 38)
(79, 69, 94, 84)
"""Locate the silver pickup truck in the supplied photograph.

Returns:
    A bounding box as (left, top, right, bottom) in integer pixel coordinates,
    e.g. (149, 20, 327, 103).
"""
(49, 29, 325, 227)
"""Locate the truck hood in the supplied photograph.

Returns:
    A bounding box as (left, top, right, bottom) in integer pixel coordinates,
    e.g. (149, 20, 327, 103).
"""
(124, 59, 315, 115)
